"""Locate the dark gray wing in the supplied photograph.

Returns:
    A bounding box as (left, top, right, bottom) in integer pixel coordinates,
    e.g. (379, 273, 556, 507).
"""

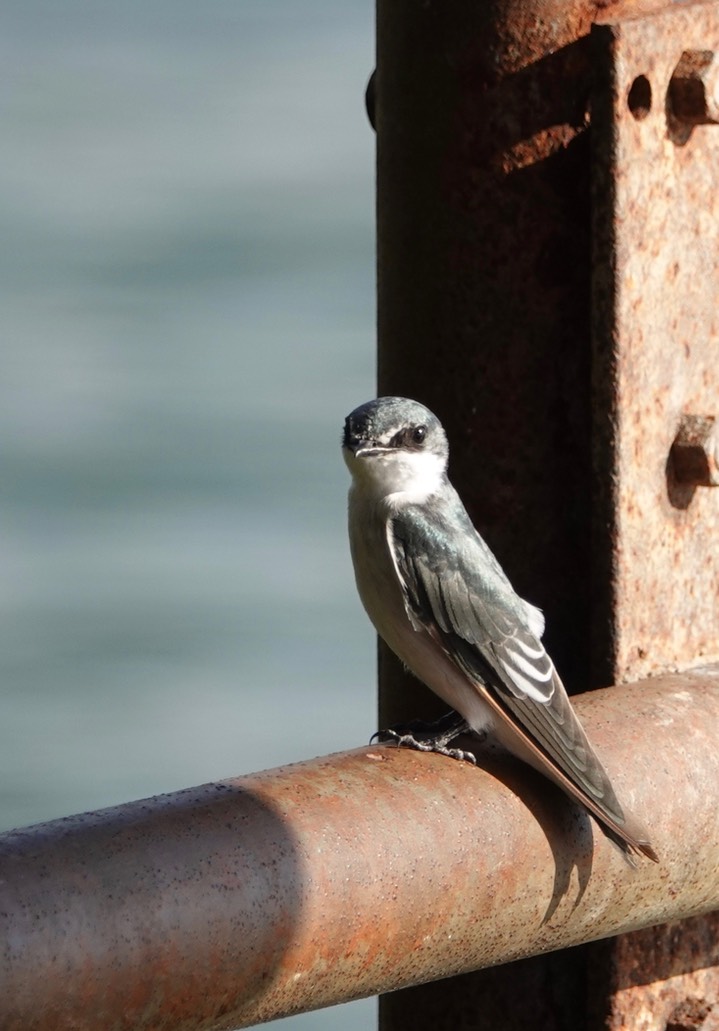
(388, 500, 656, 860)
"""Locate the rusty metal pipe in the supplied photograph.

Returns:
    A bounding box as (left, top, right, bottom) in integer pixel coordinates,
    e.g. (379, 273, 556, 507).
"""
(2, 668, 719, 1031)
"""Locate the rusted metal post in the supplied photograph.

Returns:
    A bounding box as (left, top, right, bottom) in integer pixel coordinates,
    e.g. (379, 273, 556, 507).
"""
(375, 0, 719, 1028)
(375, 2, 610, 1025)
(376, 0, 601, 718)
(591, 4, 719, 684)
(587, 8, 719, 1028)
(1, 670, 719, 1031)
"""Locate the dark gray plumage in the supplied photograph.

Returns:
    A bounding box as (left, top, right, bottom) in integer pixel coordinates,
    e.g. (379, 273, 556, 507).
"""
(343, 396, 657, 862)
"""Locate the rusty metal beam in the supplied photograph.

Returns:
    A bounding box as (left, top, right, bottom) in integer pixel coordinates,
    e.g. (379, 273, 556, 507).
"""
(375, 0, 607, 707)
(374, 1, 719, 1027)
(1, 668, 719, 1031)
(591, 4, 719, 685)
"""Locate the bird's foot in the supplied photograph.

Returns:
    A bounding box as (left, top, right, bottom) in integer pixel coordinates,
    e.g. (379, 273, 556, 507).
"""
(371, 710, 480, 764)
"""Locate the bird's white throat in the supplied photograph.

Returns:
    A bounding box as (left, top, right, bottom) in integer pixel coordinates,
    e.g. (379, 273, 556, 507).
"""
(345, 447, 446, 506)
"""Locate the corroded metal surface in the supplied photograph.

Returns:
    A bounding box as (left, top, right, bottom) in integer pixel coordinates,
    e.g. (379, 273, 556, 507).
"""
(376, 0, 600, 706)
(2, 669, 719, 1030)
(592, 4, 719, 684)
(374, 0, 691, 714)
(375, 1, 719, 1029)
(590, 914, 719, 1030)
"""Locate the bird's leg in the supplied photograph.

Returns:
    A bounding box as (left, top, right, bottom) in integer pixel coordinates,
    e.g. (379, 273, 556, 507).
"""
(372, 709, 480, 764)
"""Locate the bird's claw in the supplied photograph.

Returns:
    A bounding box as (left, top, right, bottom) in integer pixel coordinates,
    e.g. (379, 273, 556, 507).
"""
(371, 711, 479, 765)
(376, 727, 477, 764)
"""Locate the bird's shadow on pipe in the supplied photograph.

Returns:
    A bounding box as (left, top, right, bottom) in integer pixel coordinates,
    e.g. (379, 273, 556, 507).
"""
(453, 733, 595, 922)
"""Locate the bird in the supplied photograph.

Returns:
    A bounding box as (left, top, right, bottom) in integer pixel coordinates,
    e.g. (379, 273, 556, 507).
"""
(342, 395, 657, 862)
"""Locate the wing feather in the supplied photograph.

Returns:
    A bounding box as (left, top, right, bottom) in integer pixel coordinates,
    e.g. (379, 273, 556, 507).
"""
(388, 501, 657, 861)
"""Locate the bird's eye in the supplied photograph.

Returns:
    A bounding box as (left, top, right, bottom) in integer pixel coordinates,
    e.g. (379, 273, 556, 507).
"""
(411, 425, 427, 445)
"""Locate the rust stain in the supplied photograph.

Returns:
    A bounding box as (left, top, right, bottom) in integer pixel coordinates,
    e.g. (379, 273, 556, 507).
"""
(592, 6, 719, 683)
(597, 914, 719, 1030)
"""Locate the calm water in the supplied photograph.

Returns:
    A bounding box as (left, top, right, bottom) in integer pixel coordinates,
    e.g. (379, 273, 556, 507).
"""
(1, 2, 376, 1027)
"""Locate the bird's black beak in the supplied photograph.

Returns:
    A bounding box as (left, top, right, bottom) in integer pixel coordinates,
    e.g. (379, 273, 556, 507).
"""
(343, 418, 388, 457)
(345, 435, 372, 457)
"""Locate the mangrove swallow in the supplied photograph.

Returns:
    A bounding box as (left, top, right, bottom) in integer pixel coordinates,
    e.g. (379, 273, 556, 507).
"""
(343, 396, 657, 862)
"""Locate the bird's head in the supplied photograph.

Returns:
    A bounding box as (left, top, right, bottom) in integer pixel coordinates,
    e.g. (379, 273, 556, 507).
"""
(342, 396, 449, 502)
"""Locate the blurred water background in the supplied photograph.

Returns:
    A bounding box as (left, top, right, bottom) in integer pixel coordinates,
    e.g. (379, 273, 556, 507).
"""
(1, 2, 376, 1027)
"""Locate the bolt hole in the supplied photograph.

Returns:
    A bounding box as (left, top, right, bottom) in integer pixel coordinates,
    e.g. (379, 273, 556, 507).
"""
(628, 74, 652, 119)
